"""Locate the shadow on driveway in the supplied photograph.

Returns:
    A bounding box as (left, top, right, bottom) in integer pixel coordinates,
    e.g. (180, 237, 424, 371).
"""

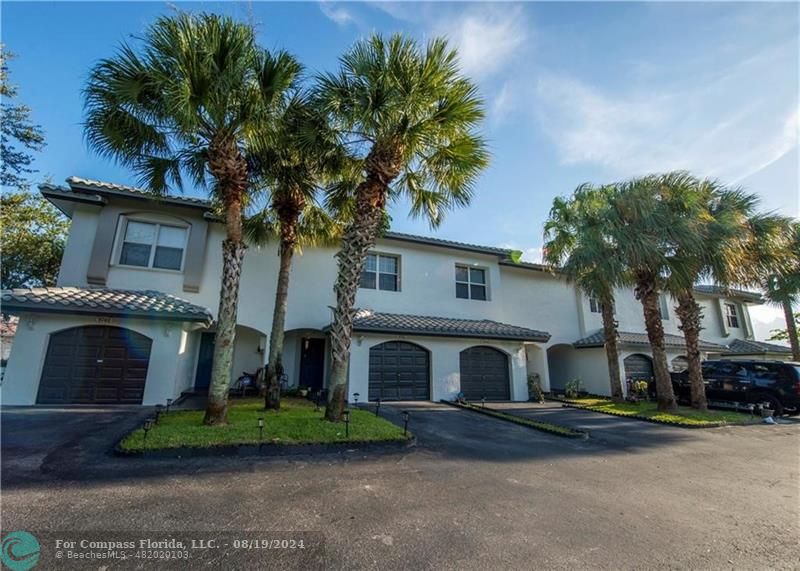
(3, 399, 783, 491)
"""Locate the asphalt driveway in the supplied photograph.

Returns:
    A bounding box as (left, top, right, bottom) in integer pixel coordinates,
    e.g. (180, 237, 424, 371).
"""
(1, 402, 798, 569)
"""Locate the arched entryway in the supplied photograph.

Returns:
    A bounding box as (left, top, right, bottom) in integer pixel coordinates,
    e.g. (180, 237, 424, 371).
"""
(37, 326, 152, 404)
(671, 355, 689, 372)
(460, 346, 510, 401)
(368, 341, 430, 401)
(624, 353, 654, 381)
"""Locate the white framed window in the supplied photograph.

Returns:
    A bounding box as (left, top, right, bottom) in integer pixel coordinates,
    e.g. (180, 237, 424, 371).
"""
(658, 294, 670, 320)
(589, 297, 601, 313)
(118, 219, 188, 271)
(455, 265, 487, 301)
(360, 253, 399, 291)
(725, 303, 740, 328)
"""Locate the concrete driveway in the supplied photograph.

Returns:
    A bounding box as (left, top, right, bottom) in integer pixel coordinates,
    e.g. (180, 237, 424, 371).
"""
(1, 401, 798, 569)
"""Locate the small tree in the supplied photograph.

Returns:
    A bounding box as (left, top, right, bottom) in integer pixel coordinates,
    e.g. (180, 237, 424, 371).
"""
(1, 191, 68, 289)
(761, 222, 800, 361)
(313, 34, 489, 421)
(1, 45, 45, 191)
(246, 95, 347, 410)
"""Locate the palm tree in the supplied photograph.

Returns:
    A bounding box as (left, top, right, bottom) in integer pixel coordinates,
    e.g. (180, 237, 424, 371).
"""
(245, 98, 346, 410)
(83, 13, 301, 425)
(762, 222, 800, 361)
(610, 174, 696, 411)
(543, 183, 626, 401)
(312, 34, 489, 421)
(663, 176, 771, 410)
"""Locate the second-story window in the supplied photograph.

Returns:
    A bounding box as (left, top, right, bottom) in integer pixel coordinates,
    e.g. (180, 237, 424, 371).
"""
(658, 294, 670, 320)
(360, 253, 399, 291)
(589, 297, 601, 313)
(725, 303, 740, 328)
(455, 265, 487, 300)
(119, 220, 187, 271)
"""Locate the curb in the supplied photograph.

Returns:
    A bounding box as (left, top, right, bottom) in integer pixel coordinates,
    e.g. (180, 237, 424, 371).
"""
(114, 436, 416, 458)
(440, 400, 588, 439)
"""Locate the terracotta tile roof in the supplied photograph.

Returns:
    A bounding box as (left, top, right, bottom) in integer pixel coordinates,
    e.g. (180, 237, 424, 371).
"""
(343, 309, 550, 342)
(721, 338, 791, 355)
(67, 176, 212, 207)
(692, 285, 763, 303)
(381, 231, 512, 256)
(574, 330, 724, 351)
(1, 287, 212, 324)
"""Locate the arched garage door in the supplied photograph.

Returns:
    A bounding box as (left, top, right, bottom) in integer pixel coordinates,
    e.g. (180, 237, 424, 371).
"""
(624, 354, 654, 381)
(37, 326, 152, 404)
(460, 346, 510, 401)
(368, 341, 430, 401)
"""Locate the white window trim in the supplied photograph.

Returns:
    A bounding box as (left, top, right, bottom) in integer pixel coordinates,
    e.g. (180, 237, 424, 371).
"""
(589, 297, 601, 314)
(360, 252, 401, 292)
(659, 294, 670, 321)
(113, 216, 190, 273)
(725, 303, 740, 328)
(455, 263, 490, 301)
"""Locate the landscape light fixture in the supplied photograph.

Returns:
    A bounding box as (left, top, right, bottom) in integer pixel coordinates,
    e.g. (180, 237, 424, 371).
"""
(154, 404, 164, 424)
(402, 410, 410, 436)
(143, 417, 155, 449)
(353, 392, 360, 407)
(314, 390, 321, 411)
(166, 398, 173, 414)
(258, 417, 264, 442)
(343, 409, 350, 438)
(375, 397, 381, 417)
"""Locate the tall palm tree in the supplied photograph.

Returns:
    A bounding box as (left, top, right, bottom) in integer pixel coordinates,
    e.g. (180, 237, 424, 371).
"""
(663, 176, 773, 410)
(312, 34, 489, 421)
(83, 13, 301, 425)
(544, 183, 626, 401)
(245, 98, 346, 410)
(610, 174, 699, 411)
(762, 222, 800, 361)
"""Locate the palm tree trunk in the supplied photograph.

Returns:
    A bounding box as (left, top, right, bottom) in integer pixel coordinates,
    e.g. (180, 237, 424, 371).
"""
(636, 280, 678, 412)
(204, 237, 246, 425)
(264, 225, 298, 410)
(204, 138, 247, 426)
(325, 178, 388, 422)
(600, 297, 624, 402)
(783, 299, 800, 361)
(675, 288, 707, 411)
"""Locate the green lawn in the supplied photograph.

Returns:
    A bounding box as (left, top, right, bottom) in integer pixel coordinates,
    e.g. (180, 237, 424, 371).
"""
(563, 397, 754, 426)
(119, 398, 409, 452)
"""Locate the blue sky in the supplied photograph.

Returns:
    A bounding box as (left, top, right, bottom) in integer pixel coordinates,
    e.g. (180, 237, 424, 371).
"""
(3, 1, 798, 336)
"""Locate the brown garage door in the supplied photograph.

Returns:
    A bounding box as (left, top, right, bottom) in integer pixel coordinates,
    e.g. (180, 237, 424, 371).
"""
(460, 346, 510, 401)
(368, 341, 430, 401)
(37, 326, 151, 404)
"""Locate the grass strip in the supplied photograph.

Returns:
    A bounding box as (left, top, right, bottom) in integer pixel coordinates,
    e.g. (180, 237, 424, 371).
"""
(560, 397, 755, 427)
(442, 400, 587, 438)
(119, 397, 409, 452)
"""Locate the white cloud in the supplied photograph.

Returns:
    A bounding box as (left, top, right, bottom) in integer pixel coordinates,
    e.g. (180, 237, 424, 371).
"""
(535, 37, 799, 195)
(319, 1, 354, 26)
(432, 5, 529, 80)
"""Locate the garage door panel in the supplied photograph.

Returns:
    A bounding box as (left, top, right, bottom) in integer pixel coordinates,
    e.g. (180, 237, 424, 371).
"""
(460, 346, 510, 401)
(37, 326, 151, 405)
(368, 341, 429, 401)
